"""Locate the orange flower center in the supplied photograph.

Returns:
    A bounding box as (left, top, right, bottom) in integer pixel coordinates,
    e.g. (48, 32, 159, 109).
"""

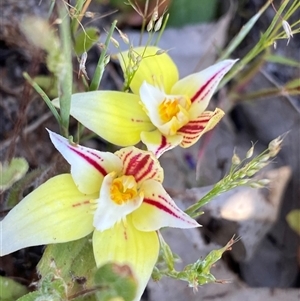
(110, 175, 138, 205)
(157, 96, 191, 135)
(158, 99, 180, 122)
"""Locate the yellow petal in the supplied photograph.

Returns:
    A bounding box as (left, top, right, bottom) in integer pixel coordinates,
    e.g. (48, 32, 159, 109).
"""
(118, 46, 179, 94)
(93, 216, 159, 301)
(0, 174, 95, 256)
(53, 91, 154, 146)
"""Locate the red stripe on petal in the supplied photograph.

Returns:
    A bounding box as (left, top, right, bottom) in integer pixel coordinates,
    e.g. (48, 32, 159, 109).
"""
(69, 147, 107, 176)
(119, 147, 162, 184)
(191, 64, 231, 103)
(144, 195, 196, 225)
(128, 154, 158, 183)
(179, 118, 209, 134)
(155, 135, 168, 156)
(179, 109, 224, 147)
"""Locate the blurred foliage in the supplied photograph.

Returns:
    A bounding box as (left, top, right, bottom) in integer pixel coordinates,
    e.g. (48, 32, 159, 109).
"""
(0, 158, 29, 192)
(286, 210, 300, 236)
(95, 263, 137, 301)
(37, 235, 97, 297)
(167, 0, 218, 26)
(0, 276, 28, 301)
(3, 0, 300, 300)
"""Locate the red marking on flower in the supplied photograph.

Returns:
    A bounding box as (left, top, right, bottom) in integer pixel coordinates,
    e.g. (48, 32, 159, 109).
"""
(121, 149, 133, 170)
(144, 195, 194, 224)
(123, 229, 128, 240)
(180, 120, 208, 133)
(130, 118, 144, 123)
(134, 156, 153, 182)
(182, 135, 199, 143)
(69, 146, 107, 176)
(190, 65, 229, 103)
(155, 135, 168, 156)
(72, 200, 90, 207)
(124, 152, 143, 175)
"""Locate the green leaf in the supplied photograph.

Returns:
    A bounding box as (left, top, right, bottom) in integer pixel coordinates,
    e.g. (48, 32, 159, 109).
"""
(286, 210, 300, 236)
(16, 292, 41, 301)
(285, 78, 300, 89)
(89, 20, 117, 91)
(57, 3, 73, 137)
(167, 0, 218, 27)
(37, 235, 97, 298)
(33, 75, 59, 98)
(94, 263, 137, 301)
(0, 276, 28, 301)
(74, 27, 100, 56)
(219, 0, 271, 60)
(177, 237, 237, 286)
(0, 158, 29, 192)
(265, 54, 300, 67)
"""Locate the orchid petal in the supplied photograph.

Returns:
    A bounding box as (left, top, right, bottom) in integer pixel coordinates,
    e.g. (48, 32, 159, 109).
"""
(178, 108, 225, 148)
(118, 46, 179, 94)
(141, 129, 183, 158)
(132, 179, 200, 231)
(93, 216, 159, 301)
(53, 91, 155, 146)
(139, 81, 166, 126)
(0, 174, 95, 256)
(115, 146, 164, 184)
(48, 130, 122, 194)
(171, 60, 237, 117)
(93, 173, 143, 231)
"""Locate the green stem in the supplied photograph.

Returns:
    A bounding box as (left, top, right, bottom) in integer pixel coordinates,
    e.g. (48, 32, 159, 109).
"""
(154, 13, 169, 46)
(89, 20, 117, 91)
(23, 72, 61, 124)
(58, 4, 73, 137)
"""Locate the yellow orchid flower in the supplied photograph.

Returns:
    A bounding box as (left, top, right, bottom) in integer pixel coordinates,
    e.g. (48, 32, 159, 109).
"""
(54, 47, 237, 157)
(0, 130, 199, 301)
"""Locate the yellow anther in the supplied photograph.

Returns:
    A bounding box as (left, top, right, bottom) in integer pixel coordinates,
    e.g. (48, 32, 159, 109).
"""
(158, 98, 180, 122)
(110, 175, 138, 205)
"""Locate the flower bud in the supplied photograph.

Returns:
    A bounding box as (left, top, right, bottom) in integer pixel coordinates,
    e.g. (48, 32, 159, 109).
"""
(232, 152, 241, 165)
(246, 143, 254, 159)
(104, 55, 110, 65)
(259, 154, 270, 163)
(154, 16, 163, 32)
(246, 169, 257, 177)
(282, 20, 293, 45)
(110, 36, 119, 48)
(147, 19, 154, 32)
(152, 7, 159, 21)
(239, 179, 250, 185)
(116, 28, 129, 44)
(156, 49, 167, 55)
(250, 182, 265, 189)
(257, 179, 271, 186)
(268, 136, 283, 157)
